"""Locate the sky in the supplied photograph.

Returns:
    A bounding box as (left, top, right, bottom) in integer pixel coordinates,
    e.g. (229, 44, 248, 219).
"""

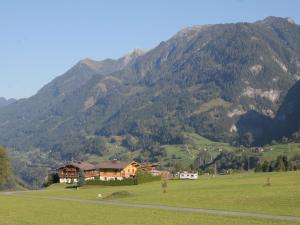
(0, 0, 299, 99)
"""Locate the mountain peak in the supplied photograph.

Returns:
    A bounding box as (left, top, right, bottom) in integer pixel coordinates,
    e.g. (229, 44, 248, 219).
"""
(0, 97, 16, 108)
(121, 48, 148, 65)
(122, 48, 148, 58)
(174, 25, 211, 41)
(257, 16, 296, 25)
(79, 58, 105, 71)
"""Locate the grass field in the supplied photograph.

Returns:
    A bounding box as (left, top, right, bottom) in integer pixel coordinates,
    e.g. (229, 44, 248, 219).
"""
(1, 195, 298, 225)
(1, 171, 299, 225)
(262, 142, 300, 160)
(23, 171, 300, 216)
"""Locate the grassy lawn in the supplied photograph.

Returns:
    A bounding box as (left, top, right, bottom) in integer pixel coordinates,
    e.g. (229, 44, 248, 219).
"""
(0, 195, 299, 225)
(20, 171, 300, 217)
(262, 143, 300, 160)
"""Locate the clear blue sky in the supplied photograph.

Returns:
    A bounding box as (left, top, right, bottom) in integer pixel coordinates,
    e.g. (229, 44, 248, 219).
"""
(1, 0, 299, 99)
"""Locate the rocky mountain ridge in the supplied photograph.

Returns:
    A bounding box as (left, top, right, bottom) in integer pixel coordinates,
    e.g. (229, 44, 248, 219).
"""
(0, 17, 300, 159)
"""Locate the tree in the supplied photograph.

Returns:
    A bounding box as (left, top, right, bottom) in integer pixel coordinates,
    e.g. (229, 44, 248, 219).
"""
(261, 160, 269, 172)
(292, 130, 300, 142)
(122, 135, 139, 151)
(255, 163, 262, 172)
(44, 173, 60, 187)
(271, 140, 277, 145)
(77, 170, 85, 187)
(0, 145, 11, 186)
(282, 136, 289, 144)
(194, 150, 213, 170)
(174, 161, 184, 173)
(275, 157, 286, 171)
(241, 132, 254, 147)
(84, 137, 106, 155)
(275, 155, 289, 171)
(161, 179, 168, 194)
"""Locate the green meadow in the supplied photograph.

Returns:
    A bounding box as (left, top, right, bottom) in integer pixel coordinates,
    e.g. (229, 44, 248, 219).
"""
(1, 172, 299, 225)
(1, 194, 298, 225)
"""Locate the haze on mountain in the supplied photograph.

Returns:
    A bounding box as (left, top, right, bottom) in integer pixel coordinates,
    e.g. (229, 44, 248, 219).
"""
(0, 97, 16, 108)
(1, 16, 300, 160)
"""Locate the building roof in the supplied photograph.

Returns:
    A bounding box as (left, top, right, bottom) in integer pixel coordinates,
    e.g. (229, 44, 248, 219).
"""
(57, 161, 95, 171)
(94, 160, 139, 170)
(58, 160, 140, 171)
(140, 162, 159, 168)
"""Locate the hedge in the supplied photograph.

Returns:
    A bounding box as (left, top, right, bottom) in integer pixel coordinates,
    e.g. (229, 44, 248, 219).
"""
(86, 178, 137, 186)
(85, 171, 161, 186)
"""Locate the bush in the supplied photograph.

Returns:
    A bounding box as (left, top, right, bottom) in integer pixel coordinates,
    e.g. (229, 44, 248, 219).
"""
(86, 171, 161, 186)
(104, 191, 132, 199)
(43, 173, 59, 187)
(136, 170, 161, 184)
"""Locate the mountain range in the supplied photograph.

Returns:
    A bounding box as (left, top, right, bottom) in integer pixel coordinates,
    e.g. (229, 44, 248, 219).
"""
(0, 98, 16, 108)
(1, 16, 300, 160)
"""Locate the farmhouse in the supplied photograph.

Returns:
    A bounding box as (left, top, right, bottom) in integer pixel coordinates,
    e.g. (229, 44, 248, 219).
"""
(139, 162, 160, 171)
(57, 160, 140, 183)
(95, 160, 139, 181)
(140, 162, 171, 179)
(57, 162, 97, 183)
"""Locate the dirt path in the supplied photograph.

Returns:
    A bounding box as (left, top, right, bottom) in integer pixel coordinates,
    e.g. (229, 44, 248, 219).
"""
(5, 193, 300, 222)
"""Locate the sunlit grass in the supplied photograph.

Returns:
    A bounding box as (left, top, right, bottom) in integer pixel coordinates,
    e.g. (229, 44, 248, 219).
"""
(22, 171, 300, 216)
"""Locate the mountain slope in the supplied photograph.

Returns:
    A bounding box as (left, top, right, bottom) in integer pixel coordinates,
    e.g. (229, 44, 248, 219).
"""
(266, 79, 300, 141)
(0, 98, 16, 108)
(0, 49, 146, 150)
(1, 17, 300, 158)
(236, 78, 300, 145)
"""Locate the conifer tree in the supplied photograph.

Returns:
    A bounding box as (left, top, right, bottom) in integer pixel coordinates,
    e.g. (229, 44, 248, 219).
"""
(77, 169, 85, 187)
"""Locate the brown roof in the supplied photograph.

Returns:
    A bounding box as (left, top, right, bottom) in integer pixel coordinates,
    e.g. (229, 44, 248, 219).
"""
(95, 160, 139, 170)
(57, 161, 95, 171)
(140, 162, 159, 167)
(58, 160, 140, 171)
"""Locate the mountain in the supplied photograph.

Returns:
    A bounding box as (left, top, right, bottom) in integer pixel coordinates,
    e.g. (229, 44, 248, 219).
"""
(0, 97, 16, 108)
(236, 78, 300, 145)
(273, 79, 300, 138)
(1, 17, 300, 159)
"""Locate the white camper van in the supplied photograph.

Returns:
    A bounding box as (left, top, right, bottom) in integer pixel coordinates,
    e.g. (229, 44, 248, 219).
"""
(179, 171, 198, 180)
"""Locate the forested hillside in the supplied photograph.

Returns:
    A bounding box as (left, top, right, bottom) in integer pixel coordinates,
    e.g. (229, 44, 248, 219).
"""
(1, 16, 300, 161)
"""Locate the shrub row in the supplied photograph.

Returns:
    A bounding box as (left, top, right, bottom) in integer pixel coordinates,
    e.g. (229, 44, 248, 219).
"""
(86, 178, 137, 186)
(85, 171, 161, 186)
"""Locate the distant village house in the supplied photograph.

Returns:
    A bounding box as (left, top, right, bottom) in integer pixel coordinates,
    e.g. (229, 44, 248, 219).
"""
(140, 162, 171, 179)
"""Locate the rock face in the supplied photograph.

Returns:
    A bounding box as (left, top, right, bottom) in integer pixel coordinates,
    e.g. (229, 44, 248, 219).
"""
(0, 16, 300, 156)
(271, 80, 300, 140)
